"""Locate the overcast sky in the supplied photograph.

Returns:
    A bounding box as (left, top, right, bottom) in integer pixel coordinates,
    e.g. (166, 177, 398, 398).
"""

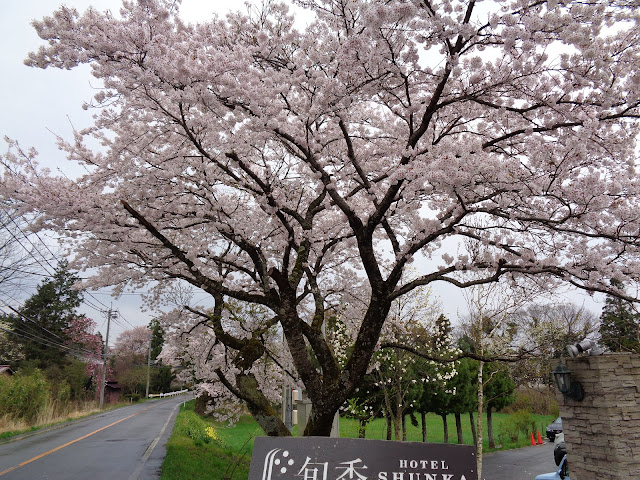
(0, 1, 604, 341)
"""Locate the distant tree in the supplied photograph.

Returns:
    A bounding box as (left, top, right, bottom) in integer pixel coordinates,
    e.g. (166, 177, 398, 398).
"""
(484, 363, 516, 449)
(448, 357, 478, 445)
(514, 303, 599, 388)
(112, 326, 151, 395)
(149, 320, 165, 361)
(64, 316, 103, 377)
(150, 364, 174, 393)
(0, 314, 25, 365)
(8, 262, 84, 369)
(148, 319, 174, 393)
(115, 326, 151, 358)
(412, 314, 459, 443)
(599, 280, 640, 353)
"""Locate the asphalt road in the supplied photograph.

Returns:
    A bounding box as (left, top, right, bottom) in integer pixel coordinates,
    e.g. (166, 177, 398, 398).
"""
(0, 394, 189, 480)
(483, 441, 557, 480)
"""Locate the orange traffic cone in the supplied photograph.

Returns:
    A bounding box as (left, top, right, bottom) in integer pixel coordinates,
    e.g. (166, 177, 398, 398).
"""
(530, 432, 536, 446)
(537, 431, 544, 444)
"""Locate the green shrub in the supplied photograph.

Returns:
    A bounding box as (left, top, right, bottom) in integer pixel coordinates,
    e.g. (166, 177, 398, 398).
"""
(55, 380, 72, 414)
(0, 369, 50, 423)
(503, 388, 558, 415)
(125, 393, 141, 402)
(498, 419, 521, 442)
(175, 410, 210, 446)
(498, 409, 536, 444)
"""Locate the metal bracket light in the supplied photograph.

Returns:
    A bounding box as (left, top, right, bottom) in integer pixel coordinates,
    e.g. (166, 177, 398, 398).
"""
(552, 362, 584, 402)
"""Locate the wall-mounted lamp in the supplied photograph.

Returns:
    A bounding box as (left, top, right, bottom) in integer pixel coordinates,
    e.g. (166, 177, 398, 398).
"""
(567, 338, 603, 357)
(552, 362, 584, 402)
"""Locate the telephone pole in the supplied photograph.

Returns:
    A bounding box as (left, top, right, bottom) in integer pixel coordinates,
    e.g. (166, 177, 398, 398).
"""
(145, 332, 152, 399)
(99, 308, 115, 408)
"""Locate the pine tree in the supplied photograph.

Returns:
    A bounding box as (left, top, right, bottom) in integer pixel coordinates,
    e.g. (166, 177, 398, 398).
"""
(599, 280, 640, 353)
(10, 261, 84, 368)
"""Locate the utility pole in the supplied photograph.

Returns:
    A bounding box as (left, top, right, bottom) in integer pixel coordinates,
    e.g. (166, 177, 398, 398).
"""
(145, 332, 152, 399)
(99, 308, 115, 408)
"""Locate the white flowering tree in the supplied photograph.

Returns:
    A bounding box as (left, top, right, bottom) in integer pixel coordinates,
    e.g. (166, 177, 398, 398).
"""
(2, 0, 640, 435)
(370, 289, 457, 440)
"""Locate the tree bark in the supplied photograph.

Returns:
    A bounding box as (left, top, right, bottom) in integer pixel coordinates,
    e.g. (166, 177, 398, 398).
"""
(194, 392, 214, 416)
(477, 361, 484, 479)
(469, 411, 477, 446)
(441, 414, 449, 443)
(386, 413, 392, 440)
(232, 372, 292, 437)
(358, 419, 367, 438)
(402, 414, 407, 441)
(421, 412, 427, 442)
(487, 406, 496, 449)
(455, 413, 464, 444)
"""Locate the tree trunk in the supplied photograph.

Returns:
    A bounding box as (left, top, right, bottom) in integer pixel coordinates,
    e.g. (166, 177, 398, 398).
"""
(386, 413, 392, 440)
(455, 413, 463, 444)
(441, 414, 449, 443)
(477, 361, 484, 479)
(358, 419, 367, 439)
(227, 371, 292, 436)
(487, 405, 496, 449)
(392, 387, 402, 440)
(469, 411, 477, 446)
(393, 415, 402, 440)
(194, 391, 214, 416)
(402, 414, 407, 441)
(421, 412, 427, 442)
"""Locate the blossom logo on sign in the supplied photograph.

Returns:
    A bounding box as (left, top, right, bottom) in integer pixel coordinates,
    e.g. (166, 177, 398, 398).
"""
(262, 449, 296, 479)
(260, 449, 369, 480)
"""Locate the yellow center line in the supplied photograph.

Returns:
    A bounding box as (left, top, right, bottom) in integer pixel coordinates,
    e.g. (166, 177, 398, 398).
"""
(0, 403, 159, 477)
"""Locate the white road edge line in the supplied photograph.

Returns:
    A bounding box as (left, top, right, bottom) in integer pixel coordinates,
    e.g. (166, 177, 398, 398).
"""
(128, 401, 181, 480)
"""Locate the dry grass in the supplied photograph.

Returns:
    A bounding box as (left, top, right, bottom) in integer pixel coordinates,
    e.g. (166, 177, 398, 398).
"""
(0, 400, 101, 438)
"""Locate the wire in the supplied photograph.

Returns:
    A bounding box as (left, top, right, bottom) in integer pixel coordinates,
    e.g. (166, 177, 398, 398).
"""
(1, 213, 145, 332)
(3, 303, 66, 342)
(0, 323, 99, 359)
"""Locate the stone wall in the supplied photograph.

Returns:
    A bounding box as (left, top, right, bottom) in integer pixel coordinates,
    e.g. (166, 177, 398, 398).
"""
(558, 353, 640, 480)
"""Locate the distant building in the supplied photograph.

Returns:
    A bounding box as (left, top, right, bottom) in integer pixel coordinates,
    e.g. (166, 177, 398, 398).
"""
(95, 380, 122, 404)
(0, 365, 14, 377)
(104, 381, 122, 404)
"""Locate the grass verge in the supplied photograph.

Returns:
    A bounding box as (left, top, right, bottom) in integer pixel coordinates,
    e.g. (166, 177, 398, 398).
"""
(161, 401, 261, 480)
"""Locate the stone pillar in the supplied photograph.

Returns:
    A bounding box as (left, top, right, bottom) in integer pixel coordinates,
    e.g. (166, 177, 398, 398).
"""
(557, 353, 640, 480)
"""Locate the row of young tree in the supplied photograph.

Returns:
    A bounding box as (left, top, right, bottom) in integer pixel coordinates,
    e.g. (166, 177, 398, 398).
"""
(341, 313, 517, 451)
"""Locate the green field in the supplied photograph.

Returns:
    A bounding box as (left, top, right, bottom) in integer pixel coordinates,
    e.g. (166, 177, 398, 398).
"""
(161, 401, 555, 480)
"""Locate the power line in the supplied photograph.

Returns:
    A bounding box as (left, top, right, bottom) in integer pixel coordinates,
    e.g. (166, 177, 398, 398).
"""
(0, 323, 99, 360)
(1, 213, 144, 332)
(7, 214, 58, 273)
(3, 303, 66, 342)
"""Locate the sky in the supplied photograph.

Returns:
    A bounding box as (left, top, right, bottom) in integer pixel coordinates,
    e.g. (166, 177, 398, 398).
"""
(0, 0, 605, 343)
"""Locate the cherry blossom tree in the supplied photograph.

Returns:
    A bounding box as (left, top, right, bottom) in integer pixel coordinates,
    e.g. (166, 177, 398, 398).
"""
(115, 326, 151, 358)
(2, 0, 640, 436)
(64, 316, 103, 377)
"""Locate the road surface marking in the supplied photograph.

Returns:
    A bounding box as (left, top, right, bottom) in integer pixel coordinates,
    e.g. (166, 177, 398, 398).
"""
(0, 403, 159, 477)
